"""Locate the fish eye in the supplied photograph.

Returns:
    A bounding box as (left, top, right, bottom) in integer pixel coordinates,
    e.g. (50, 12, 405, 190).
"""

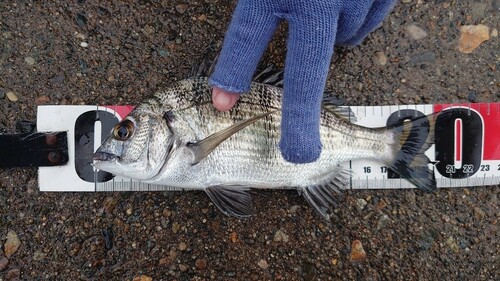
(113, 120, 135, 141)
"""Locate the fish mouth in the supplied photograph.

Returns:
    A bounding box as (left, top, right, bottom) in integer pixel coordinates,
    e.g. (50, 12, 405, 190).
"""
(93, 151, 118, 161)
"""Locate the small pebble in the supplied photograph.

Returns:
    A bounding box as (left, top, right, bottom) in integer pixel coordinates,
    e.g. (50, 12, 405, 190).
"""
(350, 240, 367, 262)
(258, 259, 269, 269)
(406, 24, 428, 40)
(356, 198, 367, 211)
(473, 207, 486, 220)
(80, 42, 89, 48)
(0, 88, 5, 99)
(467, 91, 477, 103)
(4, 230, 21, 258)
(302, 261, 317, 281)
(35, 95, 50, 105)
(103, 197, 118, 213)
(331, 258, 338, 266)
(5, 268, 20, 279)
(0, 256, 8, 271)
(162, 208, 172, 217)
(446, 236, 460, 253)
(178, 241, 187, 251)
(126, 207, 133, 216)
(289, 205, 300, 213)
(179, 263, 188, 272)
(33, 250, 47, 261)
(373, 51, 387, 65)
(172, 222, 180, 234)
(230, 231, 238, 243)
(24, 56, 35, 65)
(377, 213, 390, 230)
(132, 275, 152, 281)
(195, 258, 207, 270)
(491, 28, 498, 37)
(409, 51, 436, 65)
(75, 32, 86, 40)
(6, 91, 18, 102)
(175, 4, 188, 14)
(459, 24, 490, 54)
(273, 229, 289, 243)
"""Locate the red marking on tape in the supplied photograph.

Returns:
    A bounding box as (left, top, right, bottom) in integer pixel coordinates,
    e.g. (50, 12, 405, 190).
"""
(455, 118, 462, 163)
(103, 105, 135, 120)
(435, 103, 500, 160)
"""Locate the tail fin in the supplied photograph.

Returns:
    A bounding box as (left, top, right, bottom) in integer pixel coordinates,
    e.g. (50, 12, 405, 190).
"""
(386, 113, 436, 192)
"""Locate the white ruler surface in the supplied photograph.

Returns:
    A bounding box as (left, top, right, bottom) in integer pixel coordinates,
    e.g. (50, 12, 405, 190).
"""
(37, 103, 500, 192)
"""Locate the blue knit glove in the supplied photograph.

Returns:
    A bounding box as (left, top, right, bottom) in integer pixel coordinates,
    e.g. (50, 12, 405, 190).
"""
(209, 0, 396, 163)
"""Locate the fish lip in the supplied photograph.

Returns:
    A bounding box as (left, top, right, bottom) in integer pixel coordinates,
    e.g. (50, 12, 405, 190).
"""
(93, 151, 118, 161)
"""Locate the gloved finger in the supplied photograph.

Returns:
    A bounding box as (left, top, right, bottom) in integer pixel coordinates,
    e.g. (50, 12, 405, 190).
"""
(279, 4, 340, 163)
(337, 0, 397, 46)
(212, 87, 240, 111)
(209, 0, 279, 93)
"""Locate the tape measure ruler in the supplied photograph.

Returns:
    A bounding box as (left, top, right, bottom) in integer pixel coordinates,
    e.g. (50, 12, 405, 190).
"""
(34, 102, 500, 192)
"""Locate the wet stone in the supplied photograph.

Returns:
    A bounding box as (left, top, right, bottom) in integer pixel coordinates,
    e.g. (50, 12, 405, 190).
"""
(377, 213, 390, 230)
(178, 241, 187, 251)
(35, 95, 50, 105)
(6, 91, 18, 102)
(302, 261, 317, 281)
(4, 230, 21, 258)
(273, 229, 289, 243)
(356, 198, 368, 211)
(76, 12, 87, 27)
(374, 51, 388, 66)
(0, 88, 5, 99)
(406, 24, 428, 40)
(257, 259, 268, 269)
(24, 56, 35, 65)
(459, 24, 490, 53)
(5, 268, 20, 279)
(467, 91, 477, 103)
(350, 240, 367, 262)
(473, 207, 486, 220)
(446, 236, 460, 253)
(195, 258, 207, 270)
(409, 51, 436, 65)
(0, 256, 8, 271)
(175, 4, 188, 14)
(132, 275, 152, 281)
(179, 263, 188, 272)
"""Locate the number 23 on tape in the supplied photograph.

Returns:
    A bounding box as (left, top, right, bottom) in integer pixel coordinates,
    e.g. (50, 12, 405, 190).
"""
(37, 103, 500, 192)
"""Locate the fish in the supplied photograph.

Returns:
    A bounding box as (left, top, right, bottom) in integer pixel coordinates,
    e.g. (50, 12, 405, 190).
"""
(93, 77, 436, 220)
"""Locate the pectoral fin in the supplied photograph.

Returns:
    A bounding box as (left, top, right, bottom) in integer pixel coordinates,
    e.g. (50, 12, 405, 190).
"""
(187, 111, 275, 164)
(205, 185, 253, 218)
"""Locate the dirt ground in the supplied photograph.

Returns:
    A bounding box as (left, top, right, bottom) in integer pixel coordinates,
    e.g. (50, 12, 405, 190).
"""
(1, 1, 499, 280)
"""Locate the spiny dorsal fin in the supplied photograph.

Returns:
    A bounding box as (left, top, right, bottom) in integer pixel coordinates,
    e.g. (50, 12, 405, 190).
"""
(205, 185, 253, 218)
(322, 98, 357, 123)
(187, 111, 276, 164)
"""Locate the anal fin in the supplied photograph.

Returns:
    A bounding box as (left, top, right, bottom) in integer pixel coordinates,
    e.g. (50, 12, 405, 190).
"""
(205, 185, 253, 218)
(301, 167, 350, 220)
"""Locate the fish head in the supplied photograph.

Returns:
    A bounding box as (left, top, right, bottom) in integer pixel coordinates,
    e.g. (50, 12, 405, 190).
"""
(93, 109, 174, 180)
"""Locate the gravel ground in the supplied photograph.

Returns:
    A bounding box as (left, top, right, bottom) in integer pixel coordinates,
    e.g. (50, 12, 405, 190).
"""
(1, 1, 499, 280)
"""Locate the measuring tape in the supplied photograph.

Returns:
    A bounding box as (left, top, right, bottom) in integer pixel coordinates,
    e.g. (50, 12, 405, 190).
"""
(37, 103, 500, 192)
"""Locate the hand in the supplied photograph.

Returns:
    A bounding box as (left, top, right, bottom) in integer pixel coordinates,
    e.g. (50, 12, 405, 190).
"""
(209, 0, 396, 163)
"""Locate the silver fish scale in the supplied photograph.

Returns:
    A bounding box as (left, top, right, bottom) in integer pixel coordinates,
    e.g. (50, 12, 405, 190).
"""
(143, 78, 394, 189)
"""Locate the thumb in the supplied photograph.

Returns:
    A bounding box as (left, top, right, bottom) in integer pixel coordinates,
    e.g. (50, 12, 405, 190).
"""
(212, 87, 240, 112)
